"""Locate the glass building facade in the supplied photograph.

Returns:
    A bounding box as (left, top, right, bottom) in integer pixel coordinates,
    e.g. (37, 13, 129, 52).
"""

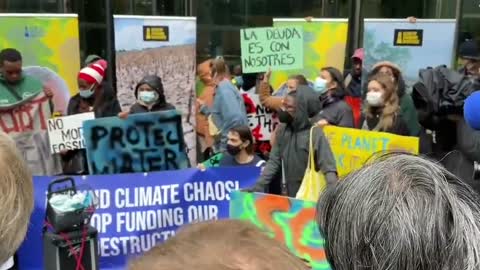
(0, 0, 474, 75)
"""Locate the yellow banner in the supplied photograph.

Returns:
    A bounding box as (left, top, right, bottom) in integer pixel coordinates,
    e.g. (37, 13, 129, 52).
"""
(323, 126, 419, 177)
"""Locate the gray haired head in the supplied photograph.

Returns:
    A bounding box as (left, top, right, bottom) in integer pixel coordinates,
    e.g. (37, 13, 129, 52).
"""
(317, 153, 480, 270)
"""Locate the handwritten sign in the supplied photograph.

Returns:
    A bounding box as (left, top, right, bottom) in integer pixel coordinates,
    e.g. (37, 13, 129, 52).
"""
(0, 92, 63, 175)
(83, 111, 189, 175)
(230, 192, 330, 270)
(241, 26, 304, 73)
(323, 126, 419, 177)
(47, 112, 95, 153)
(242, 93, 277, 141)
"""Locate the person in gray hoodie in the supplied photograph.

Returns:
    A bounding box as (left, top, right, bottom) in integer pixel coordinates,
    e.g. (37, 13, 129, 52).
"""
(198, 57, 248, 151)
(250, 86, 338, 197)
(129, 75, 175, 114)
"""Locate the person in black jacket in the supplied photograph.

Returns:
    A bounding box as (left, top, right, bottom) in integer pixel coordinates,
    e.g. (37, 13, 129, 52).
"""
(361, 73, 409, 136)
(67, 60, 121, 118)
(313, 67, 354, 128)
(63, 61, 121, 174)
(129, 75, 175, 114)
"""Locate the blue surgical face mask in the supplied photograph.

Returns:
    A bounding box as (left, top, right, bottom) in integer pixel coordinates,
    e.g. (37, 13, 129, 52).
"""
(314, 77, 328, 94)
(139, 91, 158, 104)
(79, 84, 95, 99)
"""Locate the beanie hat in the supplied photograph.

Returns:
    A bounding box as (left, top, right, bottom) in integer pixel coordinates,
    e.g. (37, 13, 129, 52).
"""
(459, 40, 480, 60)
(78, 62, 106, 85)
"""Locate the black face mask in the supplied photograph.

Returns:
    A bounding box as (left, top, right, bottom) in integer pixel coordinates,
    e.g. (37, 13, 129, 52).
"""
(278, 110, 294, 124)
(226, 144, 242, 156)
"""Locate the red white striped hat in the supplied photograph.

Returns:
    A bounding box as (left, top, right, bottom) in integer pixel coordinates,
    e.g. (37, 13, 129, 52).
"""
(78, 62, 106, 84)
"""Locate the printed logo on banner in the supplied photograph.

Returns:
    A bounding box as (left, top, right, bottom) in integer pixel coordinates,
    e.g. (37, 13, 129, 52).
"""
(19, 167, 261, 269)
(47, 112, 95, 154)
(143, 26, 169, 41)
(24, 25, 46, 38)
(393, 29, 423, 46)
(83, 110, 189, 174)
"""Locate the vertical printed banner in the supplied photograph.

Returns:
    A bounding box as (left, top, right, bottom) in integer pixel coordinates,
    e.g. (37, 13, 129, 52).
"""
(271, 18, 348, 91)
(0, 14, 81, 114)
(230, 191, 330, 270)
(114, 15, 197, 165)
(363, 19, 456, 90)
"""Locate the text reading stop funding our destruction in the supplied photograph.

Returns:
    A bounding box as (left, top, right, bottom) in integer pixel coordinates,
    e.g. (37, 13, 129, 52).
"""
(87, 181, 240, 257)
(242, 27, 302, 69)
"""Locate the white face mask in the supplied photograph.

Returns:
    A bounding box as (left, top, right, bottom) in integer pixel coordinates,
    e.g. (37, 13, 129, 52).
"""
(366, 91, 384, 107)
(314, 77, 328, 94)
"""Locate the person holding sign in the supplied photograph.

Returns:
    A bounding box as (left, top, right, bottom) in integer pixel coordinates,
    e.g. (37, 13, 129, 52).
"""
(361, 73, 409, 136)
(198, 57, 248, 152)
(312, 67, 354, 128)
(249, 87, 337, 197)
(63, 61, 121, 174)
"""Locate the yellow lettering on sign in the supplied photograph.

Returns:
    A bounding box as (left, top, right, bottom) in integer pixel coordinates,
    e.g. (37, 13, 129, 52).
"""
(322, 126, 419, 177)
(397, 31, 420, 45)
(145, 27, 167, 41)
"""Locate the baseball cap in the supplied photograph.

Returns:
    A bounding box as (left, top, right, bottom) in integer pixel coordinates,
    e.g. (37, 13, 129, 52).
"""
(352, 48, 364, 61)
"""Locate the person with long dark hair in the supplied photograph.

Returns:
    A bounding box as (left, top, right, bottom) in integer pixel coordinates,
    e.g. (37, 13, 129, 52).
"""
(313, 67, 354, 128)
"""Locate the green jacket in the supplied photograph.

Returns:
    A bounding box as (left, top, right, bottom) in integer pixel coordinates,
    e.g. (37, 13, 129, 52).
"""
(0, 74, 43, 109)
(400, 93, 421, 136)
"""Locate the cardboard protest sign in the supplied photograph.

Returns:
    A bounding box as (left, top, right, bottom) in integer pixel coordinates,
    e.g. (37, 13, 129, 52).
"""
(47, 112, 95, 153)
(241, 26, 304, 73)
(230, 191, 330, 270)
(271, 18, 348, 90)
(242, 93, 277, 142)
(323, 126, 419, 177)
(20, 167, 261, 269)
(83, 111, 189, 174)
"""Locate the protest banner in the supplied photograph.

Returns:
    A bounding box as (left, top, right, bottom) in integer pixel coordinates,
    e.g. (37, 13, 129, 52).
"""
(230, 191, 330, 270)
(0, 91, 62, 175)
(0, 14, 81, 114)
(18, 166, 261, 270)
(242, 93, 277, 142)
(270, 18, 348, 90)
(240, 26, 304, 73)
(83, 110, 189, 175)
(323, 126, 419, 177)
(363, 19, 456, 91)
(114, 15, 197, 164)
(47, 112, 95, 154)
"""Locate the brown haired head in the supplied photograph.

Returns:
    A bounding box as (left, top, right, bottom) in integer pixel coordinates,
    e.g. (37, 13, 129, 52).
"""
(211, 57, 229, 79)
(128, 220, 309, 270)
(0, 132, 33, 264)
(365, 73, 400, 131)
(229, 125, 255, 155)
